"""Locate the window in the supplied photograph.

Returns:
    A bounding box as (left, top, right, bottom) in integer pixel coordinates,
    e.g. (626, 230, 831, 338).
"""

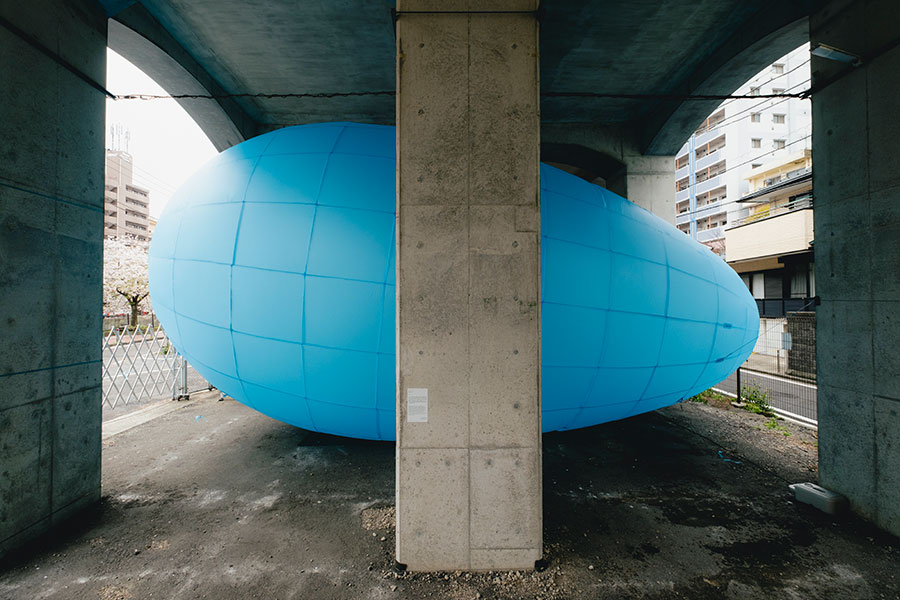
(790, 269, 808, 299)
(773, 113, 786, 124)
(751, 138, 762, 148)
(750, 112, 761, 123)
(772, 88, 785, 95)
(772, 64, 785, 75)
(774, 139, 786, 150)
(749, 86, 760, 96)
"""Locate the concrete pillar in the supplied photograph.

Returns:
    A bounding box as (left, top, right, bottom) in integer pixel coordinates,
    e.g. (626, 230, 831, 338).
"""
(620, 155, 677, 225)
(395, 1, 542, 571)
(540, 124, 676, 224)
(0, 0, 106, 557)
(812, 0, 900, 536)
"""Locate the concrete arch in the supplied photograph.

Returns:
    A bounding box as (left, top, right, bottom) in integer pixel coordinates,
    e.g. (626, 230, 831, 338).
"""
(641, 13, 810, 155)
(107, 8, 258, 152)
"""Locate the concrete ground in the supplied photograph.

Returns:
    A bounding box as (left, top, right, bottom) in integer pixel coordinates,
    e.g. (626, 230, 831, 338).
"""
(1, 393, 897, 600)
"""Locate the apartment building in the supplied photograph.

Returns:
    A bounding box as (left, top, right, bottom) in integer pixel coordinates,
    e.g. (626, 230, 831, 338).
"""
(105, 150, 151, 241)
(726, 150, 814, 317)
(674, 44, 811, 256)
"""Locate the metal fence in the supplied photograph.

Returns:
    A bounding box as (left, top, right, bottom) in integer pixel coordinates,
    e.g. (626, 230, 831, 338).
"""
(713, 309, 818, 427)
(101, 321, 210, 410)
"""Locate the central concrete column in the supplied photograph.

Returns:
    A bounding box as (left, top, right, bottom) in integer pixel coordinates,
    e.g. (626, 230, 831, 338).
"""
(395, 1, 542, 571)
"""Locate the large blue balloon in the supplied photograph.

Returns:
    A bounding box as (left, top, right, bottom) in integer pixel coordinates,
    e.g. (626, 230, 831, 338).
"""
(149, 122, 758, 440)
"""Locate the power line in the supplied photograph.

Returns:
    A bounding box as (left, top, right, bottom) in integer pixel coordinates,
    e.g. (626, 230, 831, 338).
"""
(115, 90, 811, 102)
(104, 159, 178, 194)
(705, 76, 811, 132)
(676, 133, 812, 222)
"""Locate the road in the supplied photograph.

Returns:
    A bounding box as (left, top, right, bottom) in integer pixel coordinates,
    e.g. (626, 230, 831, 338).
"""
(713, 368, 818, 425)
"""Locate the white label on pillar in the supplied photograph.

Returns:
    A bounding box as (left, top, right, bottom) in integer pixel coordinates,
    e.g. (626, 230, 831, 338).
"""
(407, 388, 428, 423)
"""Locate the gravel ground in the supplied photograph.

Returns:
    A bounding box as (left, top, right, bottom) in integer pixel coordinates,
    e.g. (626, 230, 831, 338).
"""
(1, 393, 897, 599)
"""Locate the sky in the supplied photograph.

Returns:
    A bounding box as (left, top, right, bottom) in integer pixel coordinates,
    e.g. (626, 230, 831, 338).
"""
(105, 49, 218, 218)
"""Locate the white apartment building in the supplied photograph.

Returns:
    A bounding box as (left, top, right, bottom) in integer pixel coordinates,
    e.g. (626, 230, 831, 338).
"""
(104, 150, 151, 241)
(674, 44, 812, 257)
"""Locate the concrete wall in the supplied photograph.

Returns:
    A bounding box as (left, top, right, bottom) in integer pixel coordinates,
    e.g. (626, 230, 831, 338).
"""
(812, 0, 900, 536)
(0, 0, 106, 557)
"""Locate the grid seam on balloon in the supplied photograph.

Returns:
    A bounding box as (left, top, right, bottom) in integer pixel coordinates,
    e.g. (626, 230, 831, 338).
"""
(543, 396, 644, 413)
(175, 311, 395, 356)
(542, 234, 682, 273)
(227, 131, 279, 411)
(171, 257, 394, 287)
(539, 302, 726, 327)
(541, 236, 723, 290)
(558, 201, 617, 431)
(633, 231, 672, 408)
(371, 221, 397, 440)
(261, 150, 396, 161)
(298, 124, 351, 432)
(227, 366, 393, 415)
(176, 305, 740, 367)
(211, 198, 396, 217)
(687, 263, 725, 394)
(540, 187, 609, 213)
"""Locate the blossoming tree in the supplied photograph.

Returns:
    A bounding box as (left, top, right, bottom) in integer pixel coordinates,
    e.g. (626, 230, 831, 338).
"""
(103, 236, 151, 328)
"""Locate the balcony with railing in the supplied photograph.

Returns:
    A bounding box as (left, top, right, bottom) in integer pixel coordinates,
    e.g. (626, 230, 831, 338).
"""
(697, 226, 725, 242)
(694, 149, 725, 172)
(725, 196, 814, 263)
(693, 199, 726, 221)
(694, 124, 724, 147)
(695, 174, 724, 195)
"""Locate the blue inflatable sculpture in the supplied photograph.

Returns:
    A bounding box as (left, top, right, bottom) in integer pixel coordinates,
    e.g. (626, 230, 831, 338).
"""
(149, 122, 758, 440)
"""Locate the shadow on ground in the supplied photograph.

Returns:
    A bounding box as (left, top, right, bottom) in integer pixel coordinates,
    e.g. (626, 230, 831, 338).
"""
(1, 395, 897, 599)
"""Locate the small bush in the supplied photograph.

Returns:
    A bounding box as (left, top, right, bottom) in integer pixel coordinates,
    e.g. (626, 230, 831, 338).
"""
(742, 383, 774, 417)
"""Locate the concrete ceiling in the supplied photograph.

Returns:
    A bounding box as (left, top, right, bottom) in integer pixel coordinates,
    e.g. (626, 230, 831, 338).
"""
(109, 0, 814, 154)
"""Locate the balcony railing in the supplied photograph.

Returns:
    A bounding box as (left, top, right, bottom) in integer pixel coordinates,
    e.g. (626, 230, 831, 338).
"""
(697, 226, 724, 242)
(756, 297, 816, 318)
(730, 196, 813, 228)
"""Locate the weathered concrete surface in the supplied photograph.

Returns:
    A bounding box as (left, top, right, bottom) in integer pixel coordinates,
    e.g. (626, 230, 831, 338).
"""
(812, 0, 900, 537)
(0, 0, 106, 559)
(540, 124, 675, 223)
(112, 0, 810, 154)
(395, 1, 542, 571)
(1, 394, 897, 599)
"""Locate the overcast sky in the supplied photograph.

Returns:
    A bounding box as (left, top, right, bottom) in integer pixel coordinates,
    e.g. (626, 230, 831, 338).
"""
(105, 49, 218, 218)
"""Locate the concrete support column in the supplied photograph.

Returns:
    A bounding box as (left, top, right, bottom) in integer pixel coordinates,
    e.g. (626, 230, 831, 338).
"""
(395, 1, 542, 571)
(540, 124, 676, 224)
(619, 155, 676, 225)
(812, 0, 900, 536)
(0, 0, 106, 557)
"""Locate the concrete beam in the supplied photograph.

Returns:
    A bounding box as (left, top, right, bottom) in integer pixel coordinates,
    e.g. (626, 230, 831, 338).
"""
(641, 4, 810, 156)
(395, 0, 542, 571)
(541, 123, 675, 223)
(109, 4, 258, 152)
